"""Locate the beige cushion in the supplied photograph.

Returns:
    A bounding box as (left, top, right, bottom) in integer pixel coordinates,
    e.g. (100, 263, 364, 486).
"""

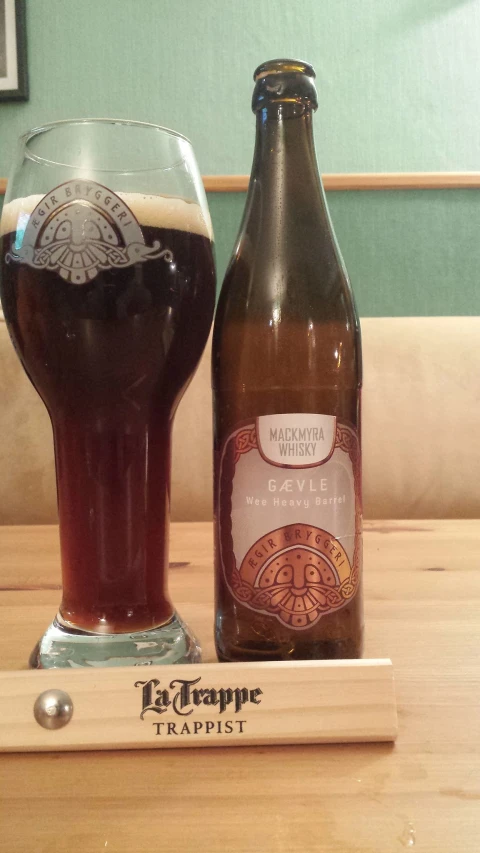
(0, 319, 56, 525)
(362, 316, 480, 518)
(0, 316, 478, 522)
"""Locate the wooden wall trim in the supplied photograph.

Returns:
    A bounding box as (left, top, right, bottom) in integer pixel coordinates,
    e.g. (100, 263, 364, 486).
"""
(202, 173, 480, 192)
(1, 173, 480, 197)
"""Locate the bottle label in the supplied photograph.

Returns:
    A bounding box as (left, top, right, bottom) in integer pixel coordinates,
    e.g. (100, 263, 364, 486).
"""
(216, 413, 361, 630)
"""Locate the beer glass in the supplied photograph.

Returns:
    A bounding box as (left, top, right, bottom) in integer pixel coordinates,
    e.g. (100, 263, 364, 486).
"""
(0, 119, 215, 667)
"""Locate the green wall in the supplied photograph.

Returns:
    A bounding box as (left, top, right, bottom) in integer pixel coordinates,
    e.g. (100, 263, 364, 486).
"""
(1, 0, 480, 174)
(1, 0, 479, 315)
(210, 190, 480, 316)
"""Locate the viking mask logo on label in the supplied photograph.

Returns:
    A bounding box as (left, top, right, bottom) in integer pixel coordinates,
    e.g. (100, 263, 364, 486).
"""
(6, 180, 173, 284)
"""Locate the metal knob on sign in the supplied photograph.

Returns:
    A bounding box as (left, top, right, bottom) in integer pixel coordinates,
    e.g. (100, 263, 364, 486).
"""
(33, 689, 74, 730)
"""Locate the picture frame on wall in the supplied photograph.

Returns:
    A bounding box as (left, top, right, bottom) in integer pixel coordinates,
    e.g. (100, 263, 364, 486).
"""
(0, 0, 28, 102)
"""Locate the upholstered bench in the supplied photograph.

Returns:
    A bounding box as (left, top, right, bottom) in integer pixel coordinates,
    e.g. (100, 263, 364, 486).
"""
(0, 315, 478, 522)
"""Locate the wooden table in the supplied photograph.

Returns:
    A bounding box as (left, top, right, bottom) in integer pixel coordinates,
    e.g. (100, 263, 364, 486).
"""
(0, 519, 479, 852)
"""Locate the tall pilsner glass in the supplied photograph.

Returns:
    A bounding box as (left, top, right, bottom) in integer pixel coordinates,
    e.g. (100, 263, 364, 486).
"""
(0, 119, 215, 667)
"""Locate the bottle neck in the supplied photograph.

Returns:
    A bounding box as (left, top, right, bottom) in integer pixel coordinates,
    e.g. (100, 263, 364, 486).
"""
(251, 103, 319, 186)
(242, 103, 329, 242)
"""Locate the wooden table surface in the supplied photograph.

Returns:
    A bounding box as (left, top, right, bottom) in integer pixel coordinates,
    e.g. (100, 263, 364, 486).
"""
(0, 519, 479, 852)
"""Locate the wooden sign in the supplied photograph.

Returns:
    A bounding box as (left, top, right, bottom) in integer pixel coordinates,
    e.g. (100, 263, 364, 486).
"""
(0, 658, 397, 752)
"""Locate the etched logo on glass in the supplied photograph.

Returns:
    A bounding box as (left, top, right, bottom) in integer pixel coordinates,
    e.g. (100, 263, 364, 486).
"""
(6, 180, 173, 285)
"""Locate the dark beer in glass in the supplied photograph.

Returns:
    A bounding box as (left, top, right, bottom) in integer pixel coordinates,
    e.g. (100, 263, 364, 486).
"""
(0, 120, 215, 667)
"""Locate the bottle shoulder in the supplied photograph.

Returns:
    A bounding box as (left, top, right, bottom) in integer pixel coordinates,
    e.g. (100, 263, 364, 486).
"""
(215, 257, 359, 329)
(212, 310, 362, 392)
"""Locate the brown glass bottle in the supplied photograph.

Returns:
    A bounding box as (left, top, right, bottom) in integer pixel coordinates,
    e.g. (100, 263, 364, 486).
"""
(213, 59, 363, 662)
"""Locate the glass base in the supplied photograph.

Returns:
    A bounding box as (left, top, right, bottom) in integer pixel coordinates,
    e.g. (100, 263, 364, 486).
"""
(30, 612, 201, 668)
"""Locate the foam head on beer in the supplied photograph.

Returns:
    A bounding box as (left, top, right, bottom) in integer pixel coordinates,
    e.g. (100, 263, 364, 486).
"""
(0, 191, 213, 241)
